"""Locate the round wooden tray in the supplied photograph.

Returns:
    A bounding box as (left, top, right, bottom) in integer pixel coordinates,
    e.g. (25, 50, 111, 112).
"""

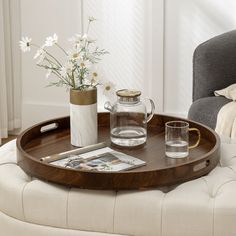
(16, 113, 220, 190)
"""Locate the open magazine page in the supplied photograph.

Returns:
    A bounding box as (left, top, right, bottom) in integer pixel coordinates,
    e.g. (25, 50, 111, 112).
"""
(50, 147, 146, 172)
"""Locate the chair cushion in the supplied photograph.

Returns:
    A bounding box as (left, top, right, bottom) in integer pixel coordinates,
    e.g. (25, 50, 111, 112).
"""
(188, 96, 230, 129)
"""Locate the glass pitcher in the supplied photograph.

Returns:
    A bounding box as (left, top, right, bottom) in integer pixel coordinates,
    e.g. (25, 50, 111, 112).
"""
(104, 89, 155, 147)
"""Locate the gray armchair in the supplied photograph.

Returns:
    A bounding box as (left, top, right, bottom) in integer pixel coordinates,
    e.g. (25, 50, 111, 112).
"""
(188, 30, 236, 129)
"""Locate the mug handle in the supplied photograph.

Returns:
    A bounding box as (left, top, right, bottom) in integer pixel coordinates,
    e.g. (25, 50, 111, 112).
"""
(189, 128, 201, 149)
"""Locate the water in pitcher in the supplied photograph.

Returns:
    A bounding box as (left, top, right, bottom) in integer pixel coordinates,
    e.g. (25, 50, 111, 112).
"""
(111, 126, 147, 147)
(104, 89, 155, 147)
(165, 140, 188, 158)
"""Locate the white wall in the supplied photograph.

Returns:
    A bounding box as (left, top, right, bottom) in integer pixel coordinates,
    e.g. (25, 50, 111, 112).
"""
(83, 0, 164, 110)
(20, 0, 236, 129)
(21, 0, 82, 129)
(20, 0, 164, 129)
(164, 0, 236, 116)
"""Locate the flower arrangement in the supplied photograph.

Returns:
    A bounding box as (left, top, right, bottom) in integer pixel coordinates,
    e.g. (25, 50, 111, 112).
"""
(19, 17, 114, 94)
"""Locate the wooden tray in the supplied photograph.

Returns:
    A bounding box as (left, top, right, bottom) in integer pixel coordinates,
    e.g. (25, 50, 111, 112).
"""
(16, 113, 220, 190)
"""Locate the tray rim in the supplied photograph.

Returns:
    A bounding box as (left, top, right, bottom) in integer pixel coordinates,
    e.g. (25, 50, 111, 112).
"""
(16, 113, 221, 189)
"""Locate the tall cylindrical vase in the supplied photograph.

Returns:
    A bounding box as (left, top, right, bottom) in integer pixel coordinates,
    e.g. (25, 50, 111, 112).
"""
(70, 88, 98, 147)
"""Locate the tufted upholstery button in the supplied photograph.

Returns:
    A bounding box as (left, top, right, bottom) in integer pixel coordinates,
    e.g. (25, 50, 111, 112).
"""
(1, 140, 236, 236)
(202, 167, 236, 198)
(23, 180, 69, 228)
(114, 190, 165, 236)
(0, 164, 31, 220)
(67, 189, 116, 232)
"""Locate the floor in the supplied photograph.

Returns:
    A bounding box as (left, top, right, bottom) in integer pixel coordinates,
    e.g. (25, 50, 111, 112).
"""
(1, 135, 17, 146)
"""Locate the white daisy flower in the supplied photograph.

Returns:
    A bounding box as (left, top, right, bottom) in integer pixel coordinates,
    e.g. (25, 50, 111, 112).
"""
(60, 67, 67, 77)
(82, 34, 95, 44)
(87, 38, 96, 44)
(34, 48, 46, 64)
(82, 34, 88, 40)
(19, 37, 32, 52)
(87, 67, 100, 86)
(83, 78, 92, 86)
(45, 33, 58, 47)
(67, 49, 80, 61)
(91, 73, 99, 86)
(65, 61, 73, 70)
(79, 60, 91, 68)
(102, 81, 116, 97)
(83, 71, 99, 87)
(60, 62, 73, 77)
(68, 34, 83, 45)
(88, 16, 96, 22)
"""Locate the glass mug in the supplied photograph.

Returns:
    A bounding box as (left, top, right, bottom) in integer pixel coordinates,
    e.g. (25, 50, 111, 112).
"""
(165, 121, 201, 158)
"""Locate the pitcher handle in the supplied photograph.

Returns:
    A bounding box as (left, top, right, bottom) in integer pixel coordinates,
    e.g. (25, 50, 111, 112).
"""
(146, 99, 155, 123)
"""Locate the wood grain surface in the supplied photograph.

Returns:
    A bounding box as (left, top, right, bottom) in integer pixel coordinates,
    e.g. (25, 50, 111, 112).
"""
(16, 113, 220, 190)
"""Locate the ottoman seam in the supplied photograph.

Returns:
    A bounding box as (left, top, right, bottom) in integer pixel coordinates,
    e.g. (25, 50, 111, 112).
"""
(214, 179, 236, 196)
(21, 176, 33, 221)
(202, 177, 212, 197)
(66, 187, 71, 228)
(0, 210, 119, 235)
(112, 191, 117, 233)
(0, 162, 17, 166)
(160, 193, 167, 236)
(212, 193, 216, 236)
(227, 166, 236, 174)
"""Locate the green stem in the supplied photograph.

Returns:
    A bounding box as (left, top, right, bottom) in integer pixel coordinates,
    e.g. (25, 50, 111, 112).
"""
(44, 57, 59, 68)
(71, 69, 76, 89)
(31, 43, 41, 49)
(86, 21, 91, 34)
(31, 43, 63, 67)
(80, 68, 85, 85)
(36, 64, 73, 87)
(32, 44, 62, 67)
(51, 71, 72, 87)
(44, 50, 62, 67)
(55, 43, 68, 55)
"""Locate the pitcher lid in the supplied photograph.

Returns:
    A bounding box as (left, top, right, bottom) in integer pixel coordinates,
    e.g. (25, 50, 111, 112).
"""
(116, 89, 141, 98)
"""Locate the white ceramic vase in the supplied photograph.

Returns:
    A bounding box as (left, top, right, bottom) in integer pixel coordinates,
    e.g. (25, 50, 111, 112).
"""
(70, 88, 98, 147)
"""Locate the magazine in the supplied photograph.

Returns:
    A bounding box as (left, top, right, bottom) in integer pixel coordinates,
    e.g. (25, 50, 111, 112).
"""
(49, 147, 146, 172)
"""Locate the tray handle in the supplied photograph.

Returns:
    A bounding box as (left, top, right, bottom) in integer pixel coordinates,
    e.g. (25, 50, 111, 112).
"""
(40, 122, 59, 133)
(193, 159, 210, 172)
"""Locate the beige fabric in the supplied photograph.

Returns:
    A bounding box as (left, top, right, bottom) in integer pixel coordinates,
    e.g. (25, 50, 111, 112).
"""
(114, 190, 164, 235)
(214, 84, 236, 138)
(215, 101, 236, 138)
(23, 180, 68, 228)
(214, 83, 236, 101)
(1, 140, 236, 235)
(68, 189, 116, 233)
(0, 211, 121, 236)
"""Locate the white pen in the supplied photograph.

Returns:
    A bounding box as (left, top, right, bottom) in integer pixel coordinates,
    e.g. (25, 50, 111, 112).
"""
(40, 142, 107, 163)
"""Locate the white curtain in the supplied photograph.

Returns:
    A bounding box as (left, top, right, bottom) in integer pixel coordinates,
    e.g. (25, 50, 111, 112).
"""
(0, 0, 21, 144)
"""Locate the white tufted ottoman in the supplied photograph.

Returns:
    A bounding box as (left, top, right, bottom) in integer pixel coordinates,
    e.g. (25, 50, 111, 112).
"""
(1, 140, 236, 236)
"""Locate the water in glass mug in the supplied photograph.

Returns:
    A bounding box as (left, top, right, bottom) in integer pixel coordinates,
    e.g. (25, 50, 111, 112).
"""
(165, 140, 188, 158)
